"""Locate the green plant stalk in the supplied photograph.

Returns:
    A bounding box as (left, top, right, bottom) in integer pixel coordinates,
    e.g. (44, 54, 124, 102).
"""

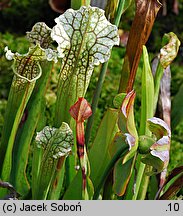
(85, 0, 126, 147)
(47, 157, 66, 199)
(35, 147, 58, 200)
(71, 0, 91, 9)
(132, 46, 154, 200)
(132, 159, 145, 200)
(32, 142, 43, 199)
(0, 82, 35, 184)
(137, 166, 152, 199)
(93, 144, 128, 200)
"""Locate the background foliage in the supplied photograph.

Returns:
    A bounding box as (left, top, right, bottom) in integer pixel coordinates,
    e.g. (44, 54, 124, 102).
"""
(0, 0, 183, 199)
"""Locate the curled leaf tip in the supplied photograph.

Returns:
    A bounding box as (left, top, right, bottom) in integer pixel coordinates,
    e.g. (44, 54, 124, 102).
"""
(69, 97, 92, 122)
(160, 32, 180, 69)
(121, 90, 136, 118)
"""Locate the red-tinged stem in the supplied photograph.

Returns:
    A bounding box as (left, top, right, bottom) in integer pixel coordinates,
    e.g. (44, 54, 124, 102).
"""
(69, 98, 92, 199)
(76, 121, 87, 194)
(76, 121, 86, 190)
(76, 122, 85, 159)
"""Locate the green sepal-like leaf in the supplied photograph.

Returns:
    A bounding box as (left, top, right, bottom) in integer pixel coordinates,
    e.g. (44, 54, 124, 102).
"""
(147, 117, 171, 139)
(141, 154, 165, 175)
(113, 93, 126, 109)
(109, 132, 127, 158)
(113, 157, 134, 196)
(138, 135, 155, 154)
(160, 32, 180, 69)
(34, 123, 73, 199)
(110, 132, 136, 197)
(51, 6, 119, 125)
(141, 117, 171, 175)
(118, 90, 138, 163)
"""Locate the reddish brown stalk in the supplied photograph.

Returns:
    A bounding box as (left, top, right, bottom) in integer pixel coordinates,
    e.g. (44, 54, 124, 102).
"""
(118, 0, 162, 93)
(76, 122, 85, 160)
(69, 98, 92, 191)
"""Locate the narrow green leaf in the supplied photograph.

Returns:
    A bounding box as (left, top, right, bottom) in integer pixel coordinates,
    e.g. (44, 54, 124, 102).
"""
(63, 170, 82, 200)
(159, 173, 183, 200)
(51, 6, 119, 126)
(134, 46, 154, 200)
(89, 108, 119, 189)
(172, 84, 183, 129)
(140, 46, 154, 136)
(156, 165, 183, 199)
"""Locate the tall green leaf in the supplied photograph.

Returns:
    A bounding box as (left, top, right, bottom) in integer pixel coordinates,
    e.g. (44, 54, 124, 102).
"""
(51, 6, 119, 126)
(140, 46, 154, 136)
(34, 123, 73, 199)
(0, 45, 47, 190)
(133, 46, 154, 200)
